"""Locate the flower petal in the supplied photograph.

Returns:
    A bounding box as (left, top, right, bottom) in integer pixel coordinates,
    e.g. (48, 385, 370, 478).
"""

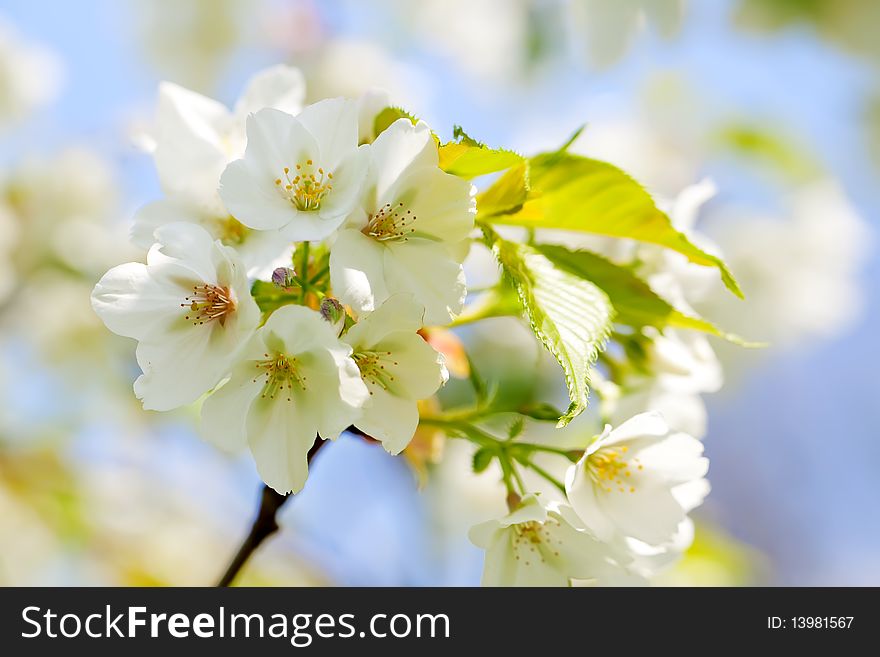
(200, 357, 264, 453)
(602, 411, 669, 447)
(484, 530, 569, 587)
(153, 82, 230, 202)
(235, 64, 305, 119)
(343, 294, 426, 347)
(261, 304, 341, 355)
(672, 479, 711, 513)
(295, 97, 359, 168)
(564, 460, 617, 542)
(383, 239, 466, 325)
(380, 332, 446, 400)
(385, 164, 475, 243)
(369, 119, 438, 200)
(247, 393, 319, 494)
(546, 508, 621, 580)
(599, 483, 686, 546)
(133, 324, 234, 411)
(310, 146, 369, 234)
(220, 108, 318, 231)
(468, 518, 502, 549)
(355, 388, 419, 454)
(301, 346, 368, 440)
(91, 260, 191, 340)
(151, 222, 220, 283)
(634, 432, 708, 485)
(329, 228, 389, 315)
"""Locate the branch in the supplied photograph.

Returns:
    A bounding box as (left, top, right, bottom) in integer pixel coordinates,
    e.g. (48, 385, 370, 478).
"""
(215, 426, 378, 586)
(216, 438, 326, 587)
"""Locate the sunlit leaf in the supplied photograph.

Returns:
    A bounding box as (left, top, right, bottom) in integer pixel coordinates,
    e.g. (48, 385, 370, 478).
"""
(472, 447, 494, 473)
(485, 228, 613, 427)
(534, 244, 754, 344)
(483, 152, 743, 298)
(476, 163, 530, 216)
(439, 126, 524, 178)
(372, 106, 419, 138)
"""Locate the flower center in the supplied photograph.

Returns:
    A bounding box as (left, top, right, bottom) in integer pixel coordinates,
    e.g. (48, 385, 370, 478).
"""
(363, 202, 417, 242)
(253, 353, 308, 402)
(213, 215, 248, 245)
(274, 160, 333, 211)
(352, 350, 399, 394)
(587, 445, 643, 494)
(181, 284, 236, 327)
(511, 519, 562, 567)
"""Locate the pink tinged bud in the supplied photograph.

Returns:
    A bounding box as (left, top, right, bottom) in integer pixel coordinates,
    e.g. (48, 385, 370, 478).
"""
(320, 297, 346, 335)
(272, 267, 297, 289)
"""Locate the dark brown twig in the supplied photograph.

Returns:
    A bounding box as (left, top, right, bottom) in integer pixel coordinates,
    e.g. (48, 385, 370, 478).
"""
(216, 438, 326, 587)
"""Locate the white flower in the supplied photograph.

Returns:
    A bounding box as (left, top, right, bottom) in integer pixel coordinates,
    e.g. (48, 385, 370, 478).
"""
(220, 99, 369, 241)
(342, 295, 448, 454)
(91, 222, 259, 411)
(469, 494, 627, 586)
(645, 328, 722, 395)
(703, 180, 871, 345)
(610, 383, 709, 439)
(152, 64, 305, 204)
(131, 196, 290, 279)
(330, 119, 475, 325)
(642, 179, 723, 309)
(356, 88, 391, 144)
(565, 411, 709, 546)
(622, 479, 709, 578)
(571, 517, 698, 587)
(201, 304, 369, 494)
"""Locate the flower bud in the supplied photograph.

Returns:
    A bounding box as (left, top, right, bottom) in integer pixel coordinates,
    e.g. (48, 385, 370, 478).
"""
(272, 266, 297, 289)
(320, 297, 346, 335)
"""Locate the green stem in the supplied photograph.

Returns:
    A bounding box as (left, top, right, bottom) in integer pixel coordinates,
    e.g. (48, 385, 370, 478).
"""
(419, 415, 580, 460)
(418, 408, 487, 427)
(420, 414, 579, 502)
(299, 242, 310, 301)
(508, 460, 527, 495)
(526, 444, 582, 462)
(308, 264, 330, 286)
(498, 455, 524, 505)
(521, 460, 566, 494)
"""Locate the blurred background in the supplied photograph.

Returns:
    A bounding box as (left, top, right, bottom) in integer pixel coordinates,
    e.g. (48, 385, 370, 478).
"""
(0, 0, 877, 585)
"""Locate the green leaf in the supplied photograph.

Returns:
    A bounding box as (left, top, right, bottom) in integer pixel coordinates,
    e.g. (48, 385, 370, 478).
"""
(517, 402, 568, 422)
(372, 106, 419, 139)
(484, 228, 614, 427)
(483, 152, 743, 298)
(465, 351, 489, 404)
(506, 416, 525, 439)
(533, 244, 753, 344)
(449, 279, 523, 328)
(554, 125, 587, 154)
(472, 447, 494, 473)
(250, 280, 301, 315)
(439, 126, 524, 178)
(476, 163, 530, 217)
(533, 244, 668, 328)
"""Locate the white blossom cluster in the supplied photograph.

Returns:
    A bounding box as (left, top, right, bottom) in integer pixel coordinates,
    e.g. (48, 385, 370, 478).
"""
(93, 66, 466, 495)
(93, 66, 712, 586)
